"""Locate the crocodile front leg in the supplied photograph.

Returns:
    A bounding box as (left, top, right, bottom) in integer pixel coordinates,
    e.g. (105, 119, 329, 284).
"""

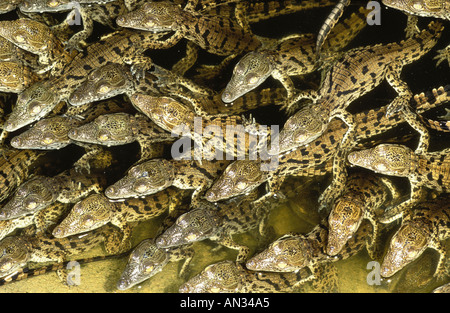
(434, 44, 450, 67)
(380, 183, 426, 223)
(64, 7, 94, 52)
(405, 14, 420, 38)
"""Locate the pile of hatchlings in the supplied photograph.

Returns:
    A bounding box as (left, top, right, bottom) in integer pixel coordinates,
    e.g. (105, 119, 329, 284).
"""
(0, 0, 448, 293)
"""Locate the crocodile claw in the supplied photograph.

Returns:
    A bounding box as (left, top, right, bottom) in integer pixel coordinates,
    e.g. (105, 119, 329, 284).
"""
(434, 46, 450, 68)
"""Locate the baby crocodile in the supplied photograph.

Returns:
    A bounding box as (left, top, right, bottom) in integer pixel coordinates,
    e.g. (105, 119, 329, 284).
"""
(67, 112, 174, 160)
(0, 202, 69, 242)
(105, 158, 230, 207)
(10, 99, 134, 151)
(3, 28, 169, 132)
(116, 1, 262, 57)
(0, 167, 105, 221)
(222, 6, 368, 103)
(68, 60, 288, 116)
(348, 143, 450, 223)
(0, 18, 75, 75)
(0, 148, 45, 203)
(18, 0, 124, 52)
(0, 60, 40, 93)
(117, 238, 193, 290)
(0, 225, 121, 280)
(205, 85, 450, 203)
(129, 93, 270, 160)
(52, 188, 184, 253)
(156, 190, 269, 263)
(381, 195, 450, 279)
(283, 20, 443, 144)
(245, 221, 371, 288)
(179, 260, 310, 293)
(327, 172, 400, 258)
(382, 0, 450, 66)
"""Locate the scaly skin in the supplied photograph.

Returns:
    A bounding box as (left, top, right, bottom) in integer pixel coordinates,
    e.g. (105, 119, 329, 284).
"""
(382, 0, 450, 66)
(3, 28, 169, 132)
(104, 158, 230, 207)
(179, 260, 310, 293)
(0, 168, 106, 220)
(18, 0, 123, 51)
(67, 112, 175, 160)
(129, 93, 270, 160)
(0, 148, 45, 203)
(327, 172, 399, 258)
(0, 225, 120, 279)
(52, 188, 184, 253)
(381, 195, 450, 279)
(68, 60, 289, 116)
(245, 221, 371, 289)
(10, 99, 134, 150)
(222, 7, 368, 103)
(0, 202, 69, 241)
(0, 61, 40, 93)
(156, 190, 267, 262)
(205, 85, 450, 204)
(116, 1, 262, 56)
(117, 238, 193, 290)
(0, 18, 75, 75)
(348, 143, 450, 223)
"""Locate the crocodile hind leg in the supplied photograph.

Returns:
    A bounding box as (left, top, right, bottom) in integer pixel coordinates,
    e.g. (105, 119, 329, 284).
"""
(216, 235, 251, 263)
(434, 44, 450, 67)
(385, 62, 414, 116)
(171, 41, 199, 76)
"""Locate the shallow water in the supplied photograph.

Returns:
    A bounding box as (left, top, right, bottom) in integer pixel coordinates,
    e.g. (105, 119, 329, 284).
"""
(0, 1, 449, 293)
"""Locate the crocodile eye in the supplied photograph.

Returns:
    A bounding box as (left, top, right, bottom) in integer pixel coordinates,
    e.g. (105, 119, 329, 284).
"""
(42, 135, 54, 145)
(24, 198, 37, 210)
(83, 215, 94, 227)
(246, 75, 258, 85)
(47, 0, 59, 7)
(14, 34, 25, 43)
(374, 163, 387, 172)
(412, 3, 423, 10)
(97, 131, 110, 142)
(29, 102, 43, 116)
(235, 181, 247, 190)
(97, 84, 110, 94)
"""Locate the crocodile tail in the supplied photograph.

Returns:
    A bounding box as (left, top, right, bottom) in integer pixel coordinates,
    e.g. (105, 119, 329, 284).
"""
(414, 85, 450, 132)
(395, 20, 444, 64)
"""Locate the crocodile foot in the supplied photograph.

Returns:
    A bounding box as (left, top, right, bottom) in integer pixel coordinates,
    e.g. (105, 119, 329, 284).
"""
(434, 46, 450, 67)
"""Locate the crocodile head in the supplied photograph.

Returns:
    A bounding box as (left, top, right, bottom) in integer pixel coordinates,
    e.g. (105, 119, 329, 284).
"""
(117, 238, 170, 290)
(69, 63, 134, 106)
(11, 116, 80, 150)
(179, 260, 244, 293)
(382, 0, 445, 16)
(4, 80, 60, 132)
(327, 194, 364, 256)
(272, 105, 327, 155)
(0, 61, 28, 93)
(116, 1, 179, 32)
(105, 159, 175, 199)
(68, 113, 136, 147)
(0, 176, 56, 220)
(130, 93, 192, 133)
(246, 234, 311, 272)
(0, 18, 52, 55)
(0, 236, 30, 278)
(205, 160, 267, 202)
(348, 144, 414, 177)
(0, 0, 22, 13)
(52, 193, 114, 238)
(156, 205, 221, 248)
(222, 51, 274, 103)
(380, 221, 430, 277)
(19, 0, 115, 12)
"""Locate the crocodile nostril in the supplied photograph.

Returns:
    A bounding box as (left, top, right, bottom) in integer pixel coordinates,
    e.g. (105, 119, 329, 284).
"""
(10, 137, 21, 148)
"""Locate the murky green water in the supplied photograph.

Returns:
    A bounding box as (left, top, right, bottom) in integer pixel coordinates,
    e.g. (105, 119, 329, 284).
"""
(0, 1, 449, 293)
